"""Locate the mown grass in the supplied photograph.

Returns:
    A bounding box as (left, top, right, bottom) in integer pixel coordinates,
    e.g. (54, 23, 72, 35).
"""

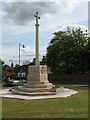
(2, 86, 88, 118)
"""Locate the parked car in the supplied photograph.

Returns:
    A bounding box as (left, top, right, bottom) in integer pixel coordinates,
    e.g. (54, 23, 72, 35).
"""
(22, 79, 27, 83)
(17, 79, 27, 83)
(5, 79, 23, 86)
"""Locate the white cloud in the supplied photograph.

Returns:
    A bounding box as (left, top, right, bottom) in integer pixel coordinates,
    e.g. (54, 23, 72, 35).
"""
(2, 44, 47, 65)
(2, 45, 35, 65)
(0, 45, 2, 58)
(4, 0, 79, 26)
(1, 0, 88, 65)
(6, 0, 55, 2)
(21, 45, 34, 56)
(56, 0, 79, 14)
(0, 10, 2, 18)
(1, 0, 87, 35)
(40, 45, 47, 56)
(4, 21, 34, 34)
(5, 0, 89, 2)
(2, 46, 19, 65)
(43, 13, 53, 19)
(2, 24, 88, 65)
(61, 24, 88, 31)
(21, 45, 47, 61)
(0, 14, 2, 59)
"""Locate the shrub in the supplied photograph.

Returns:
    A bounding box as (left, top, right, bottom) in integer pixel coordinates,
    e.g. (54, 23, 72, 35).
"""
(16, 82, 23, 86)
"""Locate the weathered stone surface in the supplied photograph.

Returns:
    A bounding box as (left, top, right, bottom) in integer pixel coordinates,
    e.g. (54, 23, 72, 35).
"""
(12, 90, 56, 96)
(16, 86, 53, 92)
(12, 12, 55, 96)
(25, 65, 54, 88)
(12, 65, 55, 96)
(2, 87, 79, 99)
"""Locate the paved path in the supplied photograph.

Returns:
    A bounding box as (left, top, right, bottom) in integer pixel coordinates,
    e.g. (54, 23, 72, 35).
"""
(0, 87, 78, 100)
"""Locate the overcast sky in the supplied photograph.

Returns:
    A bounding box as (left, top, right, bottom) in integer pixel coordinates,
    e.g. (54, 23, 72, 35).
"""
(0, 0, 89, 66)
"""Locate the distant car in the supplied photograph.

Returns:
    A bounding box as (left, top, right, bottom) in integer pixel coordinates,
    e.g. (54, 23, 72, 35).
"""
(22, 79, 27, 83)
(6, 79, 22, 86)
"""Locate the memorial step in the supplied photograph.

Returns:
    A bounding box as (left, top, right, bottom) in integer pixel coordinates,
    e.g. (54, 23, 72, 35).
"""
(17, 87, 53, 92)
(23, 83, 54, 88)
(12, 90, 56, 96)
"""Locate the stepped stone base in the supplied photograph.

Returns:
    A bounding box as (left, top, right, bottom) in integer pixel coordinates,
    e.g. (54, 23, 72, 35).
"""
(13, 90, 56, 96)
(12, 65, 56, 96)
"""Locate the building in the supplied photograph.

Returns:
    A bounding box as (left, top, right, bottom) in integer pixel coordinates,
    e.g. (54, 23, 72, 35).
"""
(17, 65, 28, 77)
(4, 63, 16, 78)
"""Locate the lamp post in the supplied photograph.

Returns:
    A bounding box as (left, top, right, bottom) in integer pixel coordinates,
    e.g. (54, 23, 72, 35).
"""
(19, 43, 25, 66)
(19, 43, 25, 80)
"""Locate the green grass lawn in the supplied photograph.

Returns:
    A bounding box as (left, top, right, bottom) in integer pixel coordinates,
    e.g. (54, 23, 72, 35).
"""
(2, 86, 88, 118)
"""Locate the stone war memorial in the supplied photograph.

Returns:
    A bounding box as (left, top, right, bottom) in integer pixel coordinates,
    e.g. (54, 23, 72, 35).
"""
(11, 12, 78, 99)
(12, 12, 56, 96)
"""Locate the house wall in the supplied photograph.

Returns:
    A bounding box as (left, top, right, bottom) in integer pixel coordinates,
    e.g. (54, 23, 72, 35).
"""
(18, 73, 26, 77)
(5, 66, 16, 76)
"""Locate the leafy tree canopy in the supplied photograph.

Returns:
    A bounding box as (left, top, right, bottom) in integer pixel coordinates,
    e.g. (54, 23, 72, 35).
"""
(45, 27, 89, 74)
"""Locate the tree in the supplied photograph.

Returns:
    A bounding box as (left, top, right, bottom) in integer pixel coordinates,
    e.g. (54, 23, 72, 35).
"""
(14, 64, 20, 73)
(45, 27, 88, 74)
(23, 60, 30, 65)
(0, 59, 5, 82)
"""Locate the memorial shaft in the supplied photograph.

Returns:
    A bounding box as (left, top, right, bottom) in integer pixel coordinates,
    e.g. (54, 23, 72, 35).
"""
(34, 12, 40, 66)
(12, 12, 55, 96)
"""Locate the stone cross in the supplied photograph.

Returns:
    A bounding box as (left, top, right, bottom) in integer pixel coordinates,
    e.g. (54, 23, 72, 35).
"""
(34, 12, 40, 66)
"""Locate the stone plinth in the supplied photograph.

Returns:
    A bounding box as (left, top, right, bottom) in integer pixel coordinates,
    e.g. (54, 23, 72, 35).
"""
(12, 65, 55, 96)
(25, 65, 54, 88)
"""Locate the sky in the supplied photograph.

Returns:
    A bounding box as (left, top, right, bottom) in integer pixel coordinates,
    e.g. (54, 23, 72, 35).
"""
(0, 0, 89, 66)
